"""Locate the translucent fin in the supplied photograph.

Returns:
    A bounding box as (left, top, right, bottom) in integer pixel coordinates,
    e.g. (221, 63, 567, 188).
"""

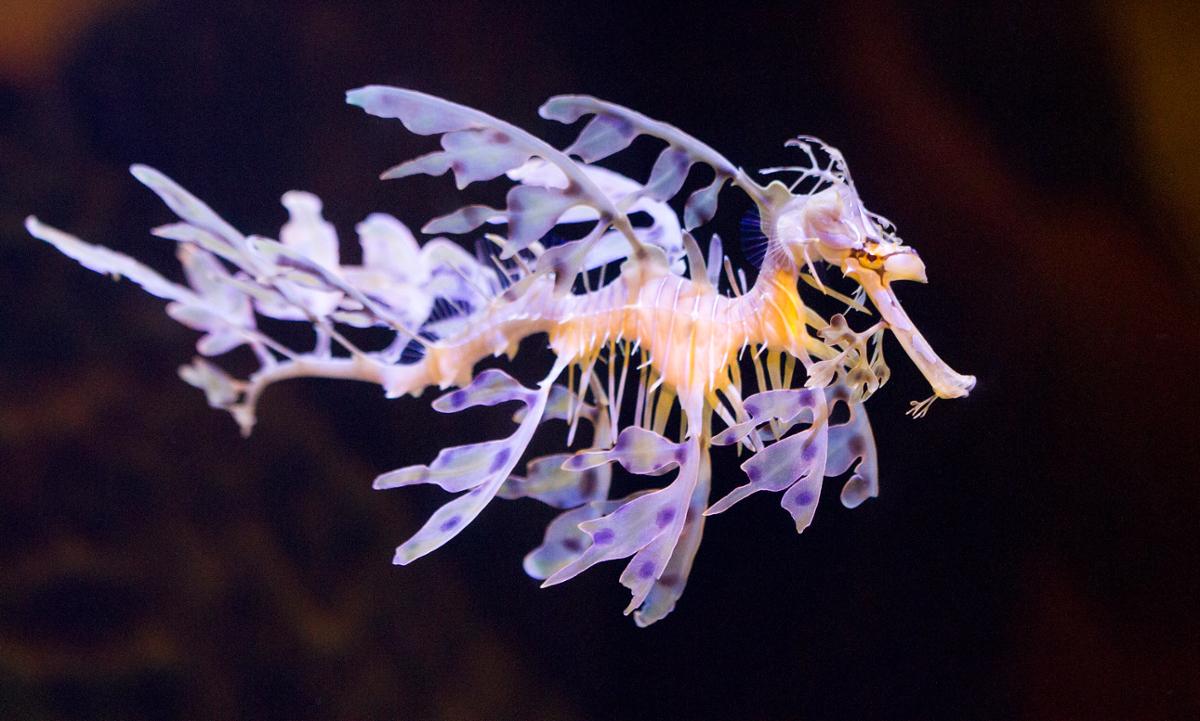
(129, 164, 245, 250)
(373, 438, 513, 493)
(685, 176, 728, 230)
(517, 383, 597, 425)
(522, 497, 636, 580)
(26, 217, 188, 302)
(543, 440, 699, 592)
(563, 426, 685, 476)
(706, 423, 828, 527)
(539, 95, 760, 213)
(711, 389, 817, 446)
(826, 393, 880, 509)
(564, 113, 638, 162)
(152, 221, 245, 266)
(422, 205, 498, 235)
(171, 245, 254, 356)
(348, 86, 644, 261)
(381, 359, 567, 565)
(505, 159, 685, 271)
(430, 369, 535, 412)
(381, 128, 532, 190)
(738, 207, 768, 267)
(178, 357, 240, 409)
(630, 460, 710, 626)
(642, 147, 692, 202)
(705, 233, 724, 288)
(498, 453, 611, 509)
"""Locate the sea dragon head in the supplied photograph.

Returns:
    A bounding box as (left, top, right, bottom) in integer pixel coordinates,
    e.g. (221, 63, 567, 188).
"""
(760, 137, 976, 402)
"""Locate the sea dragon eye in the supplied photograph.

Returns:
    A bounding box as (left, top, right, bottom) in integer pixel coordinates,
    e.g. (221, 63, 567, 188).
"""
(28, 88, 974, 625)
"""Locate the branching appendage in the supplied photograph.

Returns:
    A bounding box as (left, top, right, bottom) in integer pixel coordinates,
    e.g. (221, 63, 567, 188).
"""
(29, 87, 973, 626)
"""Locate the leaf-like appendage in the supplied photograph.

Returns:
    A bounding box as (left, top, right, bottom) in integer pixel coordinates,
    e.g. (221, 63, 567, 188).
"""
(431, 369, 535, 412)
(706, 387, 834, 524)
(705, 233, 724, 287)
(826, 395, 879, 509)
(536, 383, 598, 424)
(379, 358, 569, 566)
(130, 164, 245, 250)
(357, 213, 422, 279)
(628, 470, 709, 627)
(382, 128, 532, 190)
(504, 185, 577, 254)
(171, 245, 254, 356)
(499, 453, 611, 509)
(540, 95, 757, 227)
(421, 205, 499, 236)
(642, 147, 692, 202)
(346, 86, 484, 134)
(349, 86, 641, 272)
(179, 357, 240, 408)
(152, 222, 246, 266)
(564, 426, 685, 476)
(684, 176, 729, 230)
(565, 114, 637, 163)
(707, 425, 828, 527)
(507, 159, 685, 271)
(373, 438, 513, 493)
(542, 439, 700, 597)
(711, 388, 818, 446)
(523, 499, 628, 580)
(26, 217, 188, 302)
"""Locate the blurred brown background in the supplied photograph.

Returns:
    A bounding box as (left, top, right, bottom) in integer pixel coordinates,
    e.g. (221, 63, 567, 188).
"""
(1, 1, 1198, 720)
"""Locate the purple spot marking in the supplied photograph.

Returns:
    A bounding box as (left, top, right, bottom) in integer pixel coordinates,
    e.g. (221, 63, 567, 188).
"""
(798, 389, 813, 404)
(744, 402, 758, 416)
(561, 537, 583, 552)
(637, 561, 656, 579)
(848, 434, 866, 456)
(439, 515, 462, 532)
(673, 446, 687, 463)
(448, 390, 467, 407)
(655, 508, 676, 528)
(801, 442, 819, 461)
(488, 448, 512, 474)
(593, 528, 615, 545)
(794, 490, 815, 507)
(746, 464, 762, 482)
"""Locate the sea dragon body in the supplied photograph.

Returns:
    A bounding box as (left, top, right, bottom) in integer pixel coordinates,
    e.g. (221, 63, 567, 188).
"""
(28, 87, 974, 625)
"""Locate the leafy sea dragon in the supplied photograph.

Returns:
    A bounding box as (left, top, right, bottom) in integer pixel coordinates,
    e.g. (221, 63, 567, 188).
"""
(27, 87, 975, 626)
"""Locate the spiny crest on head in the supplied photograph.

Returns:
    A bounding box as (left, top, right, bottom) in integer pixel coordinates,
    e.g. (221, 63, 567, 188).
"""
(762, 135, 853, 195)
(762, 135, 903, 246)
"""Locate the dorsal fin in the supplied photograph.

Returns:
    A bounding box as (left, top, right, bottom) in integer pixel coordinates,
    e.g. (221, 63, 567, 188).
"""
(738, 207, 769, 267)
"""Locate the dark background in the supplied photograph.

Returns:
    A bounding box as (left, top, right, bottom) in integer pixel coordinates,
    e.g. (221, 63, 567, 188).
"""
(2, 2, 1197, 720)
